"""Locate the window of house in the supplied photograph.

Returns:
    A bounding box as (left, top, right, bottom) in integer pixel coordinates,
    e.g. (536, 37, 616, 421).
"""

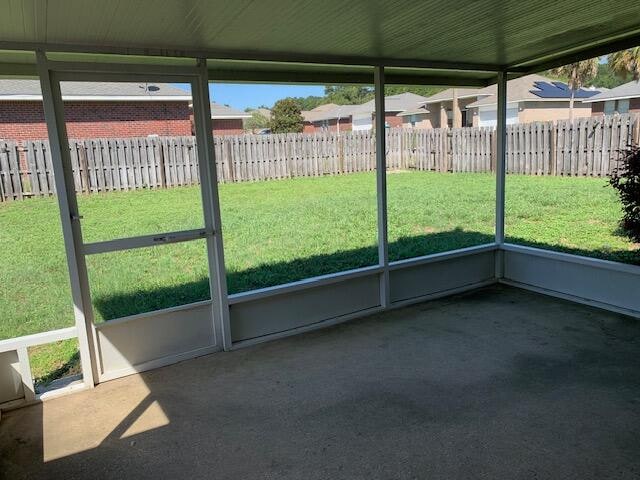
(604, 100, 615, 115)
(617, 99, 630, 114)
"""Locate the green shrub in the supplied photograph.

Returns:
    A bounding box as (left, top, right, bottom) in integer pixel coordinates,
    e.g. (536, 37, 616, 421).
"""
(609, 147, 640, 242)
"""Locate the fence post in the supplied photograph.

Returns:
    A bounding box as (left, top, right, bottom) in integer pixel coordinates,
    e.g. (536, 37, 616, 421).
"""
(338, 134, 344, 174)
(157, 139, 167, 188)
(550, 124, 557, 177)
(490, 129, 497, 172)
(225, 139, 235, 182)
(0, 153, 4, 201)
(8, 142, 23, 200)
(632, 116, 640, 147)
(78, 143, 90, 193)
(399, 130, 405, 169)
(442, 129, 449, 172)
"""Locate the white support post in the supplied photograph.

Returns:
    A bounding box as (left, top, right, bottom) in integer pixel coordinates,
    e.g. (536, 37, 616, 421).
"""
(374, 66, 390, 308)
(495, 71, 507, 278)
(192, 59, 233, 350)
(36, 51, 97, 386)
(16, 347, 36, 402)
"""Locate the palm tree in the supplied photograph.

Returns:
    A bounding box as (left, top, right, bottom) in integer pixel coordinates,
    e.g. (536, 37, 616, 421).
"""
(551, 59, 599, 122)
(609, 47, 640, 81)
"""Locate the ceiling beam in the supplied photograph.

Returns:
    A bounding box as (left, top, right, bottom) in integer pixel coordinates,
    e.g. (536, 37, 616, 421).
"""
(207, 68, 491, 87)
(0, 62, 37, 77)
(0, 40, 502, 73)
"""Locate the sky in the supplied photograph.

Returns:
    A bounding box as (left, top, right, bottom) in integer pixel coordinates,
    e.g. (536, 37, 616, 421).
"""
(176, 83, 325, 110)
(210, 83, 324, 110)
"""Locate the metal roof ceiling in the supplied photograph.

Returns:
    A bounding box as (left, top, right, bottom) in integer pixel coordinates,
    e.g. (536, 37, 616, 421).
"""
(0, 0, 639, 85)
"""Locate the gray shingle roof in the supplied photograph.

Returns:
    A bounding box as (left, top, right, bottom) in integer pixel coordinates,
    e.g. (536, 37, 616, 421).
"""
(420, 88, 486, 105)
(302, 103, 361, 122)
(354, 92, 429, 115)
(303, 93, 431, 122)
(210, 102, 251, 119)
(581, 80, 640, 103)
(0, 79, 192, 99)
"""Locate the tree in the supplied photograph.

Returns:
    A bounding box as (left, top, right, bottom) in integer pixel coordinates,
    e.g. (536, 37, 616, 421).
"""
(609, 47, 640, 81)
(289, 96, 325, 111)
(551, 59, 598, 121)
(269, 98, 304, 133)
(244, 111, 270, 133)
(592, 63, 628, 89)
(548, 62, 627, 89)
(324, 85, 374, 105)
(384, 85, 444, 98)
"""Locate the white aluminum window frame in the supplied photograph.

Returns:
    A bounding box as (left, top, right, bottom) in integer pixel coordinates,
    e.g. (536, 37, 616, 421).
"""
(26, 54, 506, 393)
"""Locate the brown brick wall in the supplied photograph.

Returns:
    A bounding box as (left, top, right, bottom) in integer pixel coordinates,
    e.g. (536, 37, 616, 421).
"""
(303, 117, 353, 133)
(385, 112, 403, 128)
(212, 118, 245, 135)
(591, 98, 640, 117)
(0, 101, 192, 141)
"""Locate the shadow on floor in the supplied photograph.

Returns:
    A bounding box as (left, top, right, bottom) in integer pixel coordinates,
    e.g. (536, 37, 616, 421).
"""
(2, 285, 640, 479)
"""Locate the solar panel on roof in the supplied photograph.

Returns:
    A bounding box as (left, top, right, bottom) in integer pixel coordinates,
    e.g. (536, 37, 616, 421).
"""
(530, 81, 599, 99)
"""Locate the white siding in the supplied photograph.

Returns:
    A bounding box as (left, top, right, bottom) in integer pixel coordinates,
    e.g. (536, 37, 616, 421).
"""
(352, 114, 372, 131)
(478, 104, 518, 127)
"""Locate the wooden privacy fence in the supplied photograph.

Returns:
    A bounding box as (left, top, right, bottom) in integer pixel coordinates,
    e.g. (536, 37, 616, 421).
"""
(1, 114, 639, 201)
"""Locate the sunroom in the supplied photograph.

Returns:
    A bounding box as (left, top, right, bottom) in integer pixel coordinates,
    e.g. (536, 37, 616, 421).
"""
(1, 1, 639, 478)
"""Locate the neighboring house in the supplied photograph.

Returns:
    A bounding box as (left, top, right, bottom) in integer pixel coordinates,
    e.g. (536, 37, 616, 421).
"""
(208, 102, 251, 135)
(465, 74, 600, 127)
(302, 93, 429, 133)
(252, 108, 272, 120)
(352, 92, 428, 131)
(0, 79, 192, 141)
(302, 104, 356, 133)
(399, 88, 485, 128)
(581, 80, 640, 116)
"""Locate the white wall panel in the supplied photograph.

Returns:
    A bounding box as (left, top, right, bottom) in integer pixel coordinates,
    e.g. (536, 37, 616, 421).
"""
(503, 245, 640, 316)
(0, 351, 24, 405)
(230, 273, 381, 342)
(96, 302, 217, 379)
(390, 250, 496, 304)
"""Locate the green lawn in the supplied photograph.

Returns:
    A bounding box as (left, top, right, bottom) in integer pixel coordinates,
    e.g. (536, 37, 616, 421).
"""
(1, 171, 637, 383)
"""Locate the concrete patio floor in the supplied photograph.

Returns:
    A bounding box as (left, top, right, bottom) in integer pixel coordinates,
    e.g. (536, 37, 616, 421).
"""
(1, 285, 640, 479)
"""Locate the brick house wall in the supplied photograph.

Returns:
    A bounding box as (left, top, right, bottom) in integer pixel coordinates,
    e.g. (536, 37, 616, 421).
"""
(385, 112, 403, 128)
(189, 114, 247, 135)
(212, 118, 245, 135)
(0, 101, 192, 141)
(371, 112, 403, 128)
(303, 117, 353, 133)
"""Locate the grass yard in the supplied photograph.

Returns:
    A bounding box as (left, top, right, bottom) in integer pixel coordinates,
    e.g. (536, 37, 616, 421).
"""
(1, 171, 638, 384)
